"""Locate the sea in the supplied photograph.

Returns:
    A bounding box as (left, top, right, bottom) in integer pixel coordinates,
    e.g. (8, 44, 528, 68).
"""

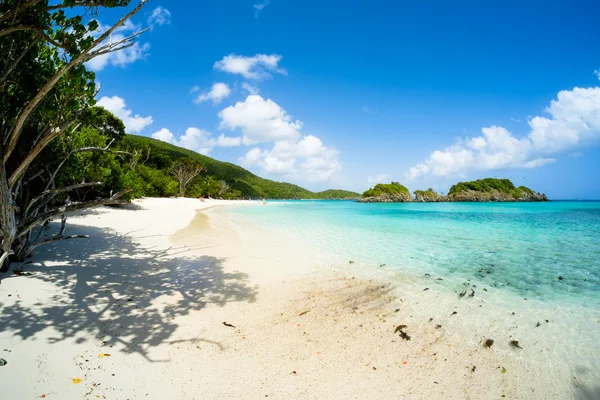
(227, 200, 600, 307)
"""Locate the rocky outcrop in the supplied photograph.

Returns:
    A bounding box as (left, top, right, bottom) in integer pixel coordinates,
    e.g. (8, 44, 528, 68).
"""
(358, 182, 413, 203)
(444, 189, 548, 202)
(357, 179, 548, 203)
(357, 193, 413, 203)
(414, 189, 443, 202)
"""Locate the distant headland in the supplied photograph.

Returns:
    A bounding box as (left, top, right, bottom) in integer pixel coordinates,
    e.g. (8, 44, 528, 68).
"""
(358, 178, 548, 203)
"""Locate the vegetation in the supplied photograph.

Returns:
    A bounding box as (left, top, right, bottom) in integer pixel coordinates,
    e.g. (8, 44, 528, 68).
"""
(413, 188, 442, 201)
(1, 0, 149, 270)
(169, 158, 205, 197)
(119, 135, 359, 200)
(362, 182, 411, 198)
(414, 188, 438, 197)
(448, 178, 535, 199)
(0, 0, 358, 271)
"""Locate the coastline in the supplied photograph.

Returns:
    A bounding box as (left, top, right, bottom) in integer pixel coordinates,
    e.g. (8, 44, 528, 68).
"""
(0, 198, 598, 399)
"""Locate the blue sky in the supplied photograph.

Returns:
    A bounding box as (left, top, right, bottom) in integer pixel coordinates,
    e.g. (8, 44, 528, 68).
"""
(93, 0, 600, 199)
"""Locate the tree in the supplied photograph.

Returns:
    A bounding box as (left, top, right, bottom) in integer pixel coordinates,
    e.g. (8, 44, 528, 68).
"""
(169, 158, 205, 197)
(218, 180, 230, 198)
(0, 1, 148, 271)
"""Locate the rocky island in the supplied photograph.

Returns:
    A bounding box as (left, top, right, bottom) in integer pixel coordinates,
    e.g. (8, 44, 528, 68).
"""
(357, 182, 413, 202)
(414, 188, 443, 202)
(359, 178, 548, 202)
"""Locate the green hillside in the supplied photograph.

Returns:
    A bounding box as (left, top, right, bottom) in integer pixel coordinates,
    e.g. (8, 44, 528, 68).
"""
(448, 178, 534, 199)
(123, 135, 359, 199)
(362, 182, 411, 198)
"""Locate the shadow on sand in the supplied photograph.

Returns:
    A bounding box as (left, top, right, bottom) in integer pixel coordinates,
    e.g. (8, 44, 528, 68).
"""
(0, 223, 258, 361)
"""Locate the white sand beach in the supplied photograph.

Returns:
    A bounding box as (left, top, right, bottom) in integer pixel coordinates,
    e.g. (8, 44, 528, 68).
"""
(0, 198, 598, 399)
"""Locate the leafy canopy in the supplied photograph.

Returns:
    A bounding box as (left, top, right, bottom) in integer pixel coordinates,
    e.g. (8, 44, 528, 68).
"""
(362, 182, 411, 198)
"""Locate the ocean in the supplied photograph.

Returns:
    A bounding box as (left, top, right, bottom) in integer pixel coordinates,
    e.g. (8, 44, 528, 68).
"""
(227, 200, 600, 307)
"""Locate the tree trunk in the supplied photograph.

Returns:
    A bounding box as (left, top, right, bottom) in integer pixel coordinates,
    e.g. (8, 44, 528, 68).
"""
(0, 166, 17, 272)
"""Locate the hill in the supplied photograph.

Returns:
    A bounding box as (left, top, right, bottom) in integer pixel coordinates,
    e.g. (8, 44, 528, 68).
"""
(358, 182, 413, 202)
(123, 135, 359, 199)
(446, 178, 548, 202)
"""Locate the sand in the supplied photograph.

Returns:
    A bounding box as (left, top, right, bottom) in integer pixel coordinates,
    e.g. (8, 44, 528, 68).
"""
(0, 197, 598, 399)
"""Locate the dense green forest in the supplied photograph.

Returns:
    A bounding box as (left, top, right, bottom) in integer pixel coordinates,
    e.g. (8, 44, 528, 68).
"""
(114, 135, 360, 200)
(448, 178, 534, 199)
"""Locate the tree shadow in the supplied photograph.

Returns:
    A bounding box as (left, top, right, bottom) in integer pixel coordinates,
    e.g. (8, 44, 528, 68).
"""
(576, 385, 600, 400)
(0, 224, 258, 361)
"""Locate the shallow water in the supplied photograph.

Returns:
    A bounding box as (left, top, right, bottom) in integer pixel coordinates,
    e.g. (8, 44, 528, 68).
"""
(216, 200, 600, 396)
(228, 200, 600, 307)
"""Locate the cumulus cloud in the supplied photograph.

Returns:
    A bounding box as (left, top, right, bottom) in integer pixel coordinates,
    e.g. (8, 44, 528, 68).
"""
(253, 0, 270, 17)
(214, 54, 286, 80)
(227, 95, 340, 182)
(594, 69, 600, 81)
(151, 127, 240, 155)
(148, 6, 171, 27)
(219, 95, 302, 144)
(406, 86, 600, 180)
(97, 95, 153, 133)
(86, 20, 150, 71)
(194, 83, 231, 105)
(368, 174, 388, 183)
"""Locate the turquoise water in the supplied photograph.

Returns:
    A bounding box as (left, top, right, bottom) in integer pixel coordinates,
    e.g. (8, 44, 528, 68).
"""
(229, 200, 600, 306)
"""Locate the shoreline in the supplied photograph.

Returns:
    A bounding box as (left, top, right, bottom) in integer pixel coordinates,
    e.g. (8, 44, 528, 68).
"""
(0, 198, 598, 399)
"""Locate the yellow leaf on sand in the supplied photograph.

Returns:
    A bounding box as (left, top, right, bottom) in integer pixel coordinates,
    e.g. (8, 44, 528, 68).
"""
(72, 378, 82, 384)
(99, 353, 111, 358)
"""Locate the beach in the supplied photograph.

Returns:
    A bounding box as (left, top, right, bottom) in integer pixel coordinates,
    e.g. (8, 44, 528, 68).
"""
(0, 198, 598, 399)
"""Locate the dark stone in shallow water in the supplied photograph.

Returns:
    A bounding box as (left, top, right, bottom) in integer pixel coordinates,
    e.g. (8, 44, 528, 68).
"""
(558, 276, 564, 280)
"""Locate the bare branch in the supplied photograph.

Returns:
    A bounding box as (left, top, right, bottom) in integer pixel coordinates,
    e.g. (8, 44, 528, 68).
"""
(0, 0, 43, 25)
(0, 25, 66, 49)
(44, 1, 119, 12)
(24, 181, 103, 217)
(17, 189, 132, 237)
(83, 28, 149, 59)
(0, 40, 37, 86)
(8, 118, 83, 189)
(169, 160, 205, 197)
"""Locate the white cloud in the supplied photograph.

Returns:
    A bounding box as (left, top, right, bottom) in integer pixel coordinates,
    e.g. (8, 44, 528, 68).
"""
(405, 86, 600, 180)
(241, 82, 259, 95)
(594, 69, 600, 81)
(86, 20, 150, 71)
(219, 95, 302, 144)
(239, 137, 340, 181)
(151, 127, 240, 155)
(148, 6, 171, 27)
(227, 95, 340, 182)
(368, 174, 388, 183)
(214, 54, 286, 80)
(253, 0, 270, 17)
(194, 83, 231, 105)
(97, 95, 153, 133)
(151, 127, 174, 143)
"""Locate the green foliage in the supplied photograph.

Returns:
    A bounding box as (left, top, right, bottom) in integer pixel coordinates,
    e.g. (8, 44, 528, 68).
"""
(414, 188, 437, 197)
(362, 182, 411, 198)
(449, 178, 517, 196)
(448, 178, 538, 199)
(122, 135, 360, 199)
(313, 189, 359, 199)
